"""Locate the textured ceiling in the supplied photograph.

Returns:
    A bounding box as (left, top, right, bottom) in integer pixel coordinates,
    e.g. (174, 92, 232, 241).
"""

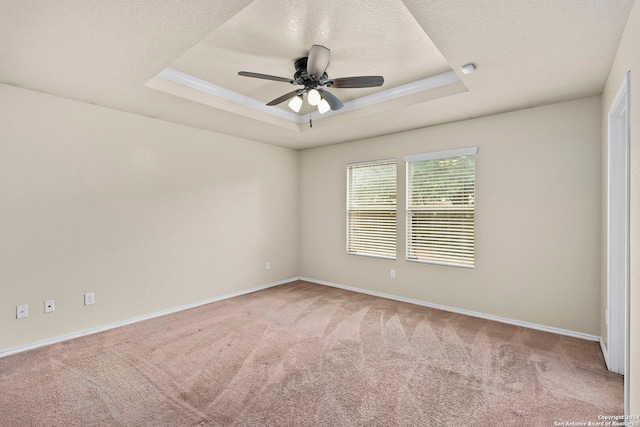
(0, 0, 635, 149)
(163, 0, 452, 112)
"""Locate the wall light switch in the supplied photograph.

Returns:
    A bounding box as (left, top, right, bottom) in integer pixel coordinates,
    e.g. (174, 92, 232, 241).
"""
(390, 269, 396, 279)
(17, 305, 28, 319)
(266, 261, 271, 270)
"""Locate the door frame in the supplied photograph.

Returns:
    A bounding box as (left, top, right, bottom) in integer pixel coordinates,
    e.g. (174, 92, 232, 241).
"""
(606, 71, 630, 413)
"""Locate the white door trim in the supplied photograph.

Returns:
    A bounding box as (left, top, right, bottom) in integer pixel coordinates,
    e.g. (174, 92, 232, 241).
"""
(606, 71, 630, 413)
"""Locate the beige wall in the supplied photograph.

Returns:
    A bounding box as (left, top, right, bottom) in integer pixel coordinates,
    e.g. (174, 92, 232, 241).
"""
(0, 84, 299, 352)
(601, 0, 640, 412)
(1, 29, 632, 403)
(300, 97, 602, 336)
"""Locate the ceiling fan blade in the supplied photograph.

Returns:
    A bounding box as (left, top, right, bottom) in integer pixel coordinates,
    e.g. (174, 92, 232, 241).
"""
(266, 90, 301, 106)
(329, 76, 384, 88)
(238, 71, 293, 83)
(318, 89, 343, 111)
(307, 45, 331, 79)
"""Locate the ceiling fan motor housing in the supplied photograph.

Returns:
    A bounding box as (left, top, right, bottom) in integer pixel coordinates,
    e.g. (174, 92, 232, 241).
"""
(293, 57, 329, 88)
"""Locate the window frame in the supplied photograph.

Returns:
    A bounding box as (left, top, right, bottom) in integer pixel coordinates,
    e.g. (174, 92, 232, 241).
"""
(404, 147, 477, 268)
(346, 158, 397, 260)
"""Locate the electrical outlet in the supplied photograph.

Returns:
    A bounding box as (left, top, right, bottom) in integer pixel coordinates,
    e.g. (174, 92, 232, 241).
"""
(84, 292, 95, 306)
(266, 261, 271, 270)
(16, 305, 28, 319)
(44, 300, 55, 313)
(390, 269, 396, 279)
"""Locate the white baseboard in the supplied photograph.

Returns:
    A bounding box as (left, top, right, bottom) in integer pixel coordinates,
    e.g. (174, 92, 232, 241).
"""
(300, 276, 601, 342)
(0, 277, 298, 359)
(2, 275, 602, 358)
(600, 338, 611, 370)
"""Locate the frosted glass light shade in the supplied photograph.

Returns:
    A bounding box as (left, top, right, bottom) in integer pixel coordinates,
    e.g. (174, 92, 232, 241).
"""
(318, 98, 331, 114)
(288, 95, 303, 112)
(307, 89, 321, 106)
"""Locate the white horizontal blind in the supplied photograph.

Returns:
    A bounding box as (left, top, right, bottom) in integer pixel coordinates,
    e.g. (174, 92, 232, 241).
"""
(406, 148, 476, 267)
(347, 159, 397, 259)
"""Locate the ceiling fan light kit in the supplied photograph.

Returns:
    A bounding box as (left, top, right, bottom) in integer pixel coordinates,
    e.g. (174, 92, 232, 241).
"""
(307, 89, 321, 106)
(287, 94, 303, 113)
(238, 44, 384, 116)
(317, 98, 331, 114)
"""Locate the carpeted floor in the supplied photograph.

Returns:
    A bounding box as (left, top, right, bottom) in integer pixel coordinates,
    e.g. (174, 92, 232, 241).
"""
(0, 280, 623, 426)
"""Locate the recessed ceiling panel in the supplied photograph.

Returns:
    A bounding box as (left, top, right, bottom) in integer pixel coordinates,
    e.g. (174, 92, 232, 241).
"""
(148, 0, 458, 126)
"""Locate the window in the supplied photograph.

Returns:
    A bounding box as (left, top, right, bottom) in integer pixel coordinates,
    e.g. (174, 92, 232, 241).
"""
(405, 147, 477, 268)
(346, 159, 397, 259)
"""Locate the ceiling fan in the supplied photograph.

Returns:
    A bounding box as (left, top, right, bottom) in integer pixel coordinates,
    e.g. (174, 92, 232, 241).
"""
(238, 45, 384, 114)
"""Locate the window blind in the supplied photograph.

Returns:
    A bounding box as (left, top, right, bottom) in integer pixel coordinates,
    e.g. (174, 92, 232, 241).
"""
(405, 147, 477, 267)
(346, 159, 397, 259)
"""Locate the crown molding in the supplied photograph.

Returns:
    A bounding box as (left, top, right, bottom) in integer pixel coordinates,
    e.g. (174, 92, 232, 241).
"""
(157, 68, 461, 124)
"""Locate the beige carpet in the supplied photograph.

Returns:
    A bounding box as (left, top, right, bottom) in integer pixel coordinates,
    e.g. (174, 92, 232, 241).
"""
(0, 280, 623, 426)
